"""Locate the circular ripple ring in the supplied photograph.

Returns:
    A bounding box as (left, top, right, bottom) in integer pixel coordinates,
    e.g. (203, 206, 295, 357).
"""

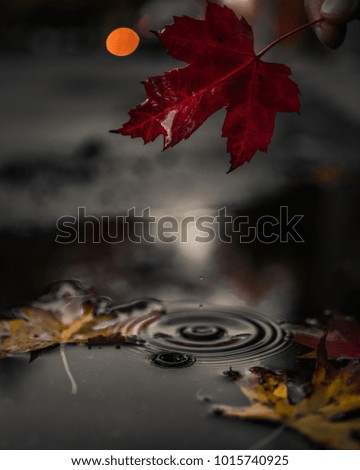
(139, 304, 289, 365)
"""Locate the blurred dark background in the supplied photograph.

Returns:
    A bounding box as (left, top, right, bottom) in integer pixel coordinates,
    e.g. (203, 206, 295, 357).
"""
(2, 0, 359, 54)
(0, 0, 142, 52)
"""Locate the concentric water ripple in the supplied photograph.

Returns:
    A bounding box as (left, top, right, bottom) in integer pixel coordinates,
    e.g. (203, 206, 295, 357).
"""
(124, 303, 291, 366)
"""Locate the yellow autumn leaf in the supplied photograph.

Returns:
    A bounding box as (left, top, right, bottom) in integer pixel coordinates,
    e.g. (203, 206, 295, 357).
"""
(0, 281, 164, 359)
(215, 348, 360, 449)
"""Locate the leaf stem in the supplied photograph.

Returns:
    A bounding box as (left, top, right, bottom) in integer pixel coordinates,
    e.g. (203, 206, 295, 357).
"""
(60, 344, 78, 395)
(256, 18, 324, 60)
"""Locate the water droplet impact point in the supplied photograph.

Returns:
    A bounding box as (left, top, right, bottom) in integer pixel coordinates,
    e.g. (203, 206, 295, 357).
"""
(180, 325, 226, 342)
(151, 352, 196, 368)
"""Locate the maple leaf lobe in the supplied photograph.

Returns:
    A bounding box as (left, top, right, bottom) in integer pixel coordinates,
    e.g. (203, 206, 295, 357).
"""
(115, 3, 300, 171)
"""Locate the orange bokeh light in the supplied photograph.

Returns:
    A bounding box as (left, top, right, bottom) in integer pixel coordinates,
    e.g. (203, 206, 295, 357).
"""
(106, 27, 140, 57)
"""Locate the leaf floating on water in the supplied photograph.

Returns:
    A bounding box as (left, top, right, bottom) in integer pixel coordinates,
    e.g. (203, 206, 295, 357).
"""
(284, 313, 360, 360)
(0, 280, 165, 359)
(214, 337, 360, 449)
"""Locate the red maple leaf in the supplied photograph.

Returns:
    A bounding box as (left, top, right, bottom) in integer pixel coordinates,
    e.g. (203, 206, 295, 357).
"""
(111, 3, 304, 171)
(286, 314, 360, 360)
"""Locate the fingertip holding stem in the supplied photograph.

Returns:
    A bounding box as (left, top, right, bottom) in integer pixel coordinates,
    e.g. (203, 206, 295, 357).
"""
(321, 0, 359, 22)
(314, 20, 347, 49)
